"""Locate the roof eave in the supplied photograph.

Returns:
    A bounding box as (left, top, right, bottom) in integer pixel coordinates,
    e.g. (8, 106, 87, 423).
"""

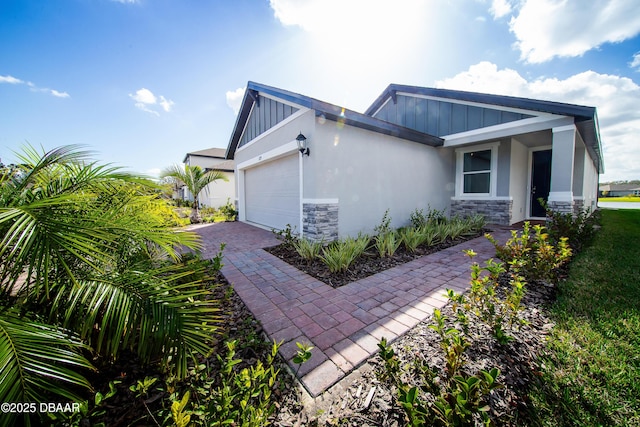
(225, 82, 443, 157)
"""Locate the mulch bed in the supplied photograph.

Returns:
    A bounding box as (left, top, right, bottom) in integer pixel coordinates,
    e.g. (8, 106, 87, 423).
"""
(275, 275, 559, 426)
(265, 231, 484, 288)
(84, 272, 302, 426)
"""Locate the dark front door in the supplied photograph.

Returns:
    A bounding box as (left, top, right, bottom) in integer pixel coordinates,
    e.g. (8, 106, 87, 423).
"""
(531, 149, 552, 217)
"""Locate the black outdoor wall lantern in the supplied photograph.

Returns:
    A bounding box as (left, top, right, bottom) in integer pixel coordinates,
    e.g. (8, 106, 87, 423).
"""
(296, 132, 310, 156)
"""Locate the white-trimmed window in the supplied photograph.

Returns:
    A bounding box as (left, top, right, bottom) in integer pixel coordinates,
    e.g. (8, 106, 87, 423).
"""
(455, 143, 499, 197)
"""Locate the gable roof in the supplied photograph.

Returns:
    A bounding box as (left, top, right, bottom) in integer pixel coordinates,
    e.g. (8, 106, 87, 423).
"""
(225, 82, 445, 159)
(366, 84, 604, 173)
(183, 147, 226, 163)
(207, 159, 235, 172)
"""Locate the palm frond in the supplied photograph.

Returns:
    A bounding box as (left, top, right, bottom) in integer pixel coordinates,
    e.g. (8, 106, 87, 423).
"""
(1, 151, 201, 296)
(57, 263, 221, 379)
(0, 306, 94, 404)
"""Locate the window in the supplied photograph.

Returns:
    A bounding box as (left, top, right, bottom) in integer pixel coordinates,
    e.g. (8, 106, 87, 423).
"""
(455, 143, 498, 198)
(463, 150, 491, 194)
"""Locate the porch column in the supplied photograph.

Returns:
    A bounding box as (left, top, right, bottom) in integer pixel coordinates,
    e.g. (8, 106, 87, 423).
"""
(548, 125, 576, 214)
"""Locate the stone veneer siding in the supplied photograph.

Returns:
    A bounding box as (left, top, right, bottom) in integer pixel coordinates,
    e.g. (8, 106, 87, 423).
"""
(450, 199, 513, 225)
(547, 200, 574, 215)
(303, 202, 339, 242)
(573, 199, 584, 216)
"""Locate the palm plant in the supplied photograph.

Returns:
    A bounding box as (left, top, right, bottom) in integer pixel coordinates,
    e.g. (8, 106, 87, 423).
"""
(0, 145, 221, 414)
(161, 164, 228, 223)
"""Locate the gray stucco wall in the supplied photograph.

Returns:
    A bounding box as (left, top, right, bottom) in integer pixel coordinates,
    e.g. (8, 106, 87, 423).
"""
(303, 117, 455, 237)
(496, 139, 511, 198)
(581, 145, 600, 212)
(550, 127, 576, 194)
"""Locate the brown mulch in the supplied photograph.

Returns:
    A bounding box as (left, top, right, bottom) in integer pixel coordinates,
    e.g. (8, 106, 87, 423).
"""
(85, 272, 302, 426)
(264, 232, 484, 288)
(274, 275, 558, 426)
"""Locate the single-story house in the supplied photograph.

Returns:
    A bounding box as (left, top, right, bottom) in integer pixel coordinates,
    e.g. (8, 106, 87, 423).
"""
(181, 148, 236, 209)
(598, 183, 640, 197)
(224, 82, 603, 241)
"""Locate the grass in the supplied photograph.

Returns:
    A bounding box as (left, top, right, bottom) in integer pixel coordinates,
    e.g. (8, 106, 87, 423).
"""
(527, 209, 640, 426)
(598, 196, 640, 203)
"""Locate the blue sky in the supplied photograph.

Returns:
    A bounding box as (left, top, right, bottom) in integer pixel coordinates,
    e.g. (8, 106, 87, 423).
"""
(1, 0, 639, 182)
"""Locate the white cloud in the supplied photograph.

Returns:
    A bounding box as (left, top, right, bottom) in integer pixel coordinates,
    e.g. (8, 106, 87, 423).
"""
(631, 52, 640, 70)
(436, 61, 528, 95)
(436, 62, 640, 181)
(510, 0, 640, 63)
(130, 88, 157, 104)
(226, 87, 245, 115)
(0, 75, 23, 84)
(489, 0, 513, 19)
(129, 88, 174, 116)
(159, 95, 174, 112)
(49, 89, 70, 98)
(1, 74, 69, 98)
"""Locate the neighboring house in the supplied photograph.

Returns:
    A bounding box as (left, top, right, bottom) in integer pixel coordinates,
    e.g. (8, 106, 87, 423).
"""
(599, 183, 640, 197)
(224, 82, 603, 241)
(182, 148, 236, 208)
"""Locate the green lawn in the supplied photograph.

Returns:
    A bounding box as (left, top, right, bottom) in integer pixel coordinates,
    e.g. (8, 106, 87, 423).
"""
(528, 209, 640, 426)
(599, 196, 640, 202)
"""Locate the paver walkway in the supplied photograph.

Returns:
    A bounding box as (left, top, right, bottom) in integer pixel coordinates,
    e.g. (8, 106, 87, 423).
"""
(194, 221, 512, 397)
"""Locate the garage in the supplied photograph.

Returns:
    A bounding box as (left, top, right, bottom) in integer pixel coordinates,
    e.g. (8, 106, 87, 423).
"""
(244, 154, 300, 231)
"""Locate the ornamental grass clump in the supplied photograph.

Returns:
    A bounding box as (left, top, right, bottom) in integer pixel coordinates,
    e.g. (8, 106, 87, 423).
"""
(320, 234, 369, 273)
(398, 226, 425, 253)
(292, 237, 324, 262)
(375, 230, 402, 257)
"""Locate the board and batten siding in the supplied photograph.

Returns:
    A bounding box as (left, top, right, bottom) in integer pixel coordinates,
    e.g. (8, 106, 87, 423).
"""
(372, 94, 533, 137)
(239, 96, 299, 148)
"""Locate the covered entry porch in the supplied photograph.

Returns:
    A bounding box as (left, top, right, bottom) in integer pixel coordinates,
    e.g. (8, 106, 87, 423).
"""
(450, 123, 600, 225)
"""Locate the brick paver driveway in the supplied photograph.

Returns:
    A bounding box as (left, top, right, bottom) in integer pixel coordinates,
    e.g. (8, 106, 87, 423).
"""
(192, 221, 511, 396)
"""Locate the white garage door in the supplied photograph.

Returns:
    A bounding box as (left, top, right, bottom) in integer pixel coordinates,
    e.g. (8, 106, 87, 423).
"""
(245, 154, 300, 231)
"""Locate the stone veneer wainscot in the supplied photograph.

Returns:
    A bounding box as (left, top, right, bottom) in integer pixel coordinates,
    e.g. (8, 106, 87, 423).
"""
(450, 199, 513, 225)
(302, 201, 339, 242)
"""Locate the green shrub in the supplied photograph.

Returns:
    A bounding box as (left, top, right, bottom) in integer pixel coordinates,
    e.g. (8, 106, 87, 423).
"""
(210, 340, 280, 427)
(320, 234, 369, 273)
(378, 331, 501, 427)
(272, 224, 297, 247)
(545, 206, 599, 252)
(409, 206, 447, 228)
(374, 209, 393, 235)
(219, 198, 238, 221)
(486, 221, 572, 282)
(451, 250, 527, 344)
(175, 340, 282, 427)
